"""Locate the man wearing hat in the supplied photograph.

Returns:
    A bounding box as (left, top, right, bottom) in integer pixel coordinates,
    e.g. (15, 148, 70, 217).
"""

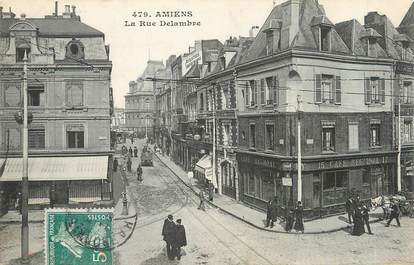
(162, 214, 176, 260)
(173, 218, 187, 260)
(385, 198, 401, 227)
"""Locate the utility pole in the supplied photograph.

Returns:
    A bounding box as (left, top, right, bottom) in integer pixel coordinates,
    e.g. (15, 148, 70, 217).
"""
(297, 95, 302, 203)
(21, 50, 29, 265)
(397, 95, 402, 192)
(212, 84, 220, 194)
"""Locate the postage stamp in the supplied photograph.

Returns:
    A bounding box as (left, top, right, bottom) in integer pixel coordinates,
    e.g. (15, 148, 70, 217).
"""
(45, 208, 114, 265)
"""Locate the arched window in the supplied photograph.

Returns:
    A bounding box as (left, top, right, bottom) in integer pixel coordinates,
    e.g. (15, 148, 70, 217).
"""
(65, 39, 85, 59)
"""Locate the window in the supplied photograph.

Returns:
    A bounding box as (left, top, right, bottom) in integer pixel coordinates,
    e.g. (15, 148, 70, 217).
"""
(28, 126, 45, 149)
(320, 26, 331, 51)
(223, 124, 230, 146)
(323, 171, 348, 206)
(65, 40, 84, 59)
(370, 123, 381, 147)
(403, 119, 413, 143)
(249, 80, 257, 106)
(266, 76, 278, 105)
(260, 79, 265, 105)
(16, 48, 31, 62)
(265, 123, 275, 151)
(249, 124, 256, 148)
(66, 124, 84, 148)
(401, 81, 412, 104)
(266, 31, 274, 55)
(348, 123, 359, 151)
(322, 124, 335, 152)
(66, 82, 83, 106)
(28, 86, 45, 106)
(315, 75, 341, 104)
(365, 77, 385, 104)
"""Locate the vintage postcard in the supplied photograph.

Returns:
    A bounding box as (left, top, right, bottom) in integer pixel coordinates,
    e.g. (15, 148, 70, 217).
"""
(0, 0, 413, 264)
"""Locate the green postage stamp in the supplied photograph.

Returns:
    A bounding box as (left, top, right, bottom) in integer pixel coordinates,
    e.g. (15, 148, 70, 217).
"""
(45, 208, 113, 265)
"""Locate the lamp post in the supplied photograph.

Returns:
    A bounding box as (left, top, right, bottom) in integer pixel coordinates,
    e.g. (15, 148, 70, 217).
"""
(18, 50, 30, 264)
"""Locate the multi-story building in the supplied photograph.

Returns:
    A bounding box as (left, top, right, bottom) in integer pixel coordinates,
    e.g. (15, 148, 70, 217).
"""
(396, 5, 414, 194)
(154, 55, 175, 154)
(125, 60, 163, 138)
(0, 4, 113, 210)
(234, 0, 401, 216)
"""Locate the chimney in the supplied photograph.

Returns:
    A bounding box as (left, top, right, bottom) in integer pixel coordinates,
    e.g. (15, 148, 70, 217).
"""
(71, 6, 76, 16)
(20, 13, 26, 20)
(63, 5, 71, 18)
(54, 1, 58, 16)
(249, 26, 259, 38)
(280, 0, 301, 49)
(0, 7, 3, 19)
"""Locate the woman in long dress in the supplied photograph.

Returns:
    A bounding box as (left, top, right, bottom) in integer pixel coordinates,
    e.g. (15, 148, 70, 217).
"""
(352, 206, 365, 236)
(293, 201, 304, 233)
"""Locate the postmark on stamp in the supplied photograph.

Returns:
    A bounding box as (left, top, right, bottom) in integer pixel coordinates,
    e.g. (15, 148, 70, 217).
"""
(45, 208, 113, 265)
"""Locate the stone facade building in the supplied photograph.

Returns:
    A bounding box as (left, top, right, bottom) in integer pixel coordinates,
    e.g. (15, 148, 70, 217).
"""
(0, 4, 113, 210)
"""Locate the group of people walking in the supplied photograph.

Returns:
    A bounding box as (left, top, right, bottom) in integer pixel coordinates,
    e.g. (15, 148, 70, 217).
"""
(265, 196, 304, 233)
(346, 195, 373, 235)
(197, 181, 215, 211)
(161, 215, 187, 260)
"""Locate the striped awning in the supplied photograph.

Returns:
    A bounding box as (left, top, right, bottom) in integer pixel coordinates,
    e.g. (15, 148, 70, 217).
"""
(194, 155, 211, 174)
(0, 156, 108, 181)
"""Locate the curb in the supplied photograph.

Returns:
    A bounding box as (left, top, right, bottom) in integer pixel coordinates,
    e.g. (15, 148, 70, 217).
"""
(154, 152, 384, 235)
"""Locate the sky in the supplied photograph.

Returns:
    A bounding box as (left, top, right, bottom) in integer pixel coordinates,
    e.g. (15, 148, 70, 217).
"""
(0, 0, 412, 108)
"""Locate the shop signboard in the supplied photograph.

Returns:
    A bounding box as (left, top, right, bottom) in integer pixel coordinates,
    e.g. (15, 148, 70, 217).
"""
(282, 177, 292, 186)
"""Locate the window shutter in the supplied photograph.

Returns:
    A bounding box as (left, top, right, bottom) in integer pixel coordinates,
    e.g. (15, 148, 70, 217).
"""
(260, 79, 265, 105)
(254, 80, 258, 105)
(315, 74, 322, 103)
(380, 78, 385, 104)
(245, 81, 249, 106)
(365, 78, 371, 104)
(274, 76, 279, 106)
(335, 76, 341, 104)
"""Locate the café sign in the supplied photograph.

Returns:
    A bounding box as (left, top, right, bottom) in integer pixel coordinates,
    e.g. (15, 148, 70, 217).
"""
(316, 156, 391, 170)
(396, 61, 414, 75)
(238, 154, 279, 168)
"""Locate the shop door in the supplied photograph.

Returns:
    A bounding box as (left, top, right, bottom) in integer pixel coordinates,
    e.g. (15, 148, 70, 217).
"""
(52, 181, 69, 205)
(312, 173, 321, 208)
(0, 183, 8, 217)
(370, 167, 383, 198)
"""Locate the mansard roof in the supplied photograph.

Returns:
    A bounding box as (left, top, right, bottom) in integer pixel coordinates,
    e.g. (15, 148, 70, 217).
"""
(0, 17, 104, 37)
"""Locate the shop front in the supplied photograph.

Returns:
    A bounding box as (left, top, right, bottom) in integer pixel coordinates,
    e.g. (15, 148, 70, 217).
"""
(194, 155, 215, 187)
(401, 151, 414, 197)
(237, 152, 293, 211)
(0, 156, 111, 209)
(301, 154, 395, 216)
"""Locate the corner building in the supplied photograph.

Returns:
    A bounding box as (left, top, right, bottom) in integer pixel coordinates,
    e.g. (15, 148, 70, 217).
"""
(0, 5, 113, 209)
(235, 0, 401, 216)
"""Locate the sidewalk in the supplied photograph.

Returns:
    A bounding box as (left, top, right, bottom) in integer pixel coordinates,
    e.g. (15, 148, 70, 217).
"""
(152, 146, 384, 234)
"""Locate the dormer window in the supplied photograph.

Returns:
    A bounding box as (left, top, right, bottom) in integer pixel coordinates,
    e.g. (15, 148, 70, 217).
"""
(65, 39, 85, 59)
(16, 48, 31, 62)
(220, 57, 226, 69)
(264, 19, 282, 56)
(320, 26, 331, 52)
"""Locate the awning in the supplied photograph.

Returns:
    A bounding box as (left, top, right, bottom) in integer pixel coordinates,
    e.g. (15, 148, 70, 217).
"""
(194, 155, 211, 174)
(194, 155, 217, 188)
(0, 156, 108, 182)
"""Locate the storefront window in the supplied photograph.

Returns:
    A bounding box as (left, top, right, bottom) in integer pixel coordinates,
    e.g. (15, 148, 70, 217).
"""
(261, 170, 275, 201)
(322, 171, 348, 206)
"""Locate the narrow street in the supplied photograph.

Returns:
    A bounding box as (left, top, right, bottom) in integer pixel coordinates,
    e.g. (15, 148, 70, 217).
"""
(115, 139, 414, 265)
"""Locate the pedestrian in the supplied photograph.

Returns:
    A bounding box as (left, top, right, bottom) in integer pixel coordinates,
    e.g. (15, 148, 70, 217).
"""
(173, 219, 187, 260)
(208, 181, 214, 201)
(113, 158, 118, 172)
(121, 145, 127, 156)
(269, 196, 279, 228)
(137, 164, 143, 182)
(385, 198, 401, 227)
(162, 214, 176, 260)
(285, 208, 295, 233)
(127, 157, 132, 172)
(16, 191, 22, 214)
(352, 206, 365, 236)
(133, 146, 138, 157)
(345, 195, 354, 224)
(198, 189, 206, 211)
(131, 136, 134, 144)
(265, 199, 272, 228)
(293, 201, 304, 233)
(128, 147, 133, 157)
(362, 203, 373, 235)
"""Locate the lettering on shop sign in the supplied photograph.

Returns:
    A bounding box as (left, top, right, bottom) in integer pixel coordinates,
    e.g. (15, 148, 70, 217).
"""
(396, 61, 414, 75)
(238, 155, 278, 168)
(317, 156, 390, 170)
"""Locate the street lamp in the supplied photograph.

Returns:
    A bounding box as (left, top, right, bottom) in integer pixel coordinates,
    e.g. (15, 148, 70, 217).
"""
(14, 50, 32, 265)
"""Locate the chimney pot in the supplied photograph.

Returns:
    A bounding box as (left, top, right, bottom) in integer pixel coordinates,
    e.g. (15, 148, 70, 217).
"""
(54, 1, 58, 16)
(71, 5, 76, 15)
(20, 13, 26, 20)
(64, 5, 70, 13)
